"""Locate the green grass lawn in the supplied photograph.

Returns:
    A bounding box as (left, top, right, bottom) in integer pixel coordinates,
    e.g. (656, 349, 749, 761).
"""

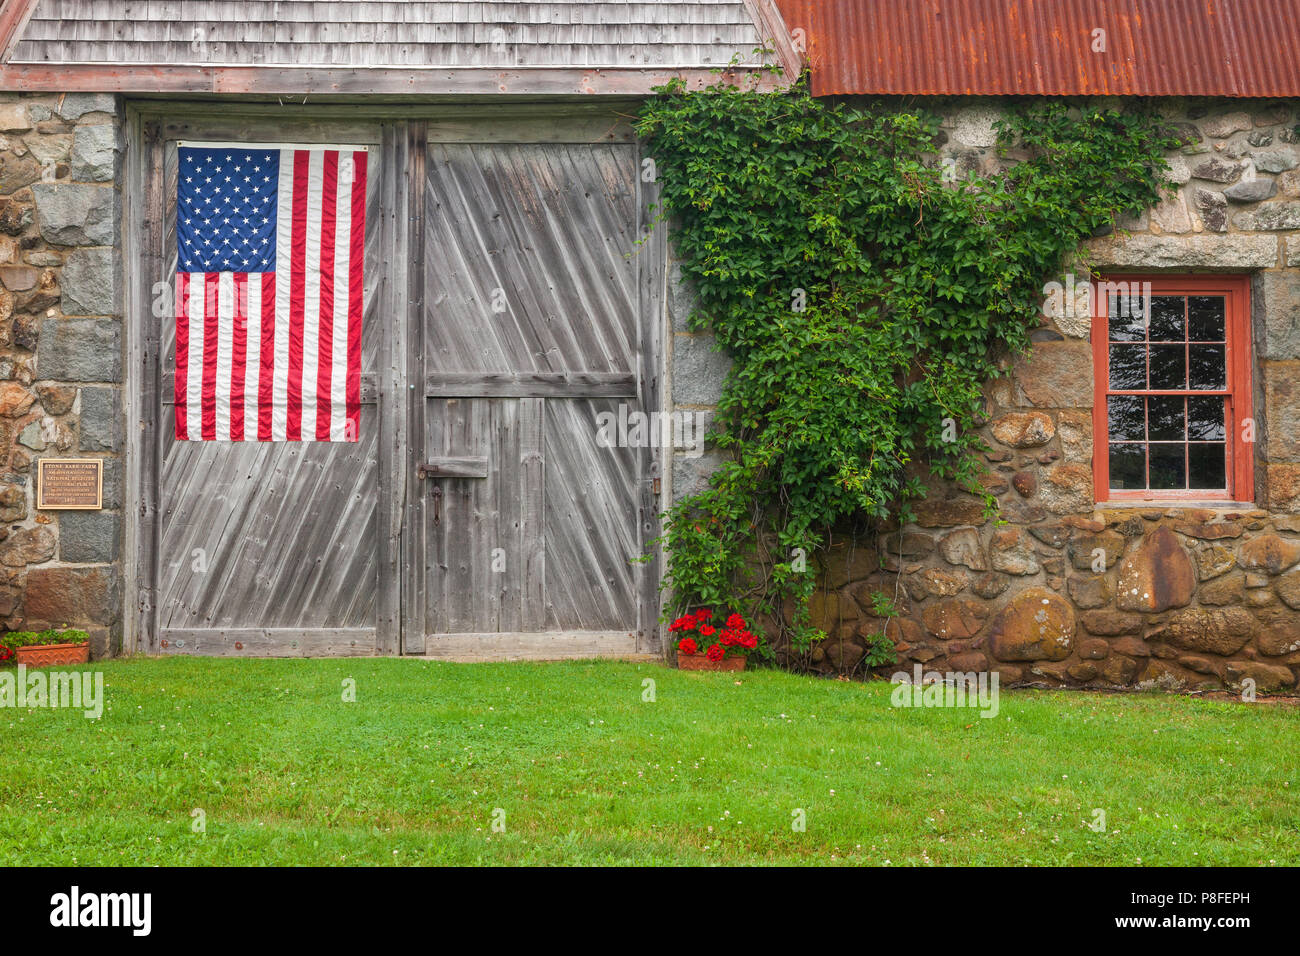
(1, 657, 1296, 865)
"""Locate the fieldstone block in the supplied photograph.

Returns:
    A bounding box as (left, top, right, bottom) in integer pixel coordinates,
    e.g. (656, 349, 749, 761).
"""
(1012, 339, 1093, 408)
(671, 334, 731, 406)
(1224, 178, 1277, 203)
(58, 93, 118, 122)
(666, 260, 699, 332)
(26, 134, 72, 166)
(1235, 202, 1300, 231)
(952, 105, 999, 148)
(1084, 234, 1279, 270)
(1261, 360, 1300, 459)
(987, 588, 1074, 662)
(1194, 187, 1228, 230)
(671, 449, 724, 503)
(1254, 150, 1299, 174)
(0, 103, 31, 132)
(78, 386, 119, 451)
(1191, 157, 1243, 183)
(23, 565, 118, 625)
(70, 124, 120, 182)
(1116, 526, 1196, 612)
(31, 183, 118, 246)
(1254, 269, 1300, 360)
(1201, 112, 1252, 139)
(59, 510, 120, 563)
(37, 318, 121, 382)
(60, 246, 119, 315)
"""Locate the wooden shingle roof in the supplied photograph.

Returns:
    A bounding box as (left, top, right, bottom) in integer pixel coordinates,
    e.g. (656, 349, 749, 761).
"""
(0, 0, 800, 94)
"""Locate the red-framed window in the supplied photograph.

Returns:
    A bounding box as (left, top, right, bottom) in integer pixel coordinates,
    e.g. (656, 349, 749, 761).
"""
(1091, 274, 1253, 503)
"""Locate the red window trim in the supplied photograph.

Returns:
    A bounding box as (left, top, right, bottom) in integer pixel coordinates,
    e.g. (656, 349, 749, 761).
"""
(1090, 273, 1254, 504)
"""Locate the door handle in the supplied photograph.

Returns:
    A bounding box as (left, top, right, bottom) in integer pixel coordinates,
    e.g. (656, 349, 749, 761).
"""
(431, 485, 443, 526)
(417, 457, 489, 479)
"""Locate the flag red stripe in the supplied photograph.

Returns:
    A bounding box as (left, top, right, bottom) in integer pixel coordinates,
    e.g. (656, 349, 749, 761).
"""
(200, 273, 219, 441)
(286, 149, 310, 441)
(258, 271, 276, 441)
(316, 150, 338, 441)
(347, 150, 367, 438)
(175, 272, 190, 440)
(230, 272, 248, 440)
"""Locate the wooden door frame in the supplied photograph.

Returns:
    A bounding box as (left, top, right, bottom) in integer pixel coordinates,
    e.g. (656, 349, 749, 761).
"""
(124, 101, 664, 658)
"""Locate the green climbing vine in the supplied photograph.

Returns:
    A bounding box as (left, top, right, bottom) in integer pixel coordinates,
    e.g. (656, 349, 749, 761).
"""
(636, 77, 1182, 663)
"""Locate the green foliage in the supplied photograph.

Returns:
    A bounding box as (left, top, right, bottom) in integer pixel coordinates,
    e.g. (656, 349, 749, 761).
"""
(1, 628, 90, 654)
(637, 79, 1180, 659)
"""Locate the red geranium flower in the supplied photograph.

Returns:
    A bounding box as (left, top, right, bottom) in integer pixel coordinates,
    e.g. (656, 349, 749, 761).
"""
(705, 644, 725, 662)
(726, 613, 746, 630)
(677, 638, 698, 656)
(694, 608, 713, 622)
(699, 624, 716, 637)
(741, 632, 758, 649)
(669, 615, 697, 632)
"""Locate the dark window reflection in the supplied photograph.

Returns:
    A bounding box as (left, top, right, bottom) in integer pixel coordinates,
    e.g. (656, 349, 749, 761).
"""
(1109, 293, 1147, 341)
(1189, 345, 1226, 389)
(1110, 345, 1147, 388)
(1110, 444, 1146, 489)
(1108, 395, 1145, 440)
(1149, 443, 1186, 490)
(1188, 296, 1226, 342)
(1148, 295, 1185, 341)
(1149, 345, 1186, 390)
(1147, 396, 1185, 441)
(1189, 443, 1227, 489)
(1188, 396, 1225, 440)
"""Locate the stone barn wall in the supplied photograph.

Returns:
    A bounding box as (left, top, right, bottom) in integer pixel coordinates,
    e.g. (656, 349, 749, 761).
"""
(667, 97, 1300, 693)
(0, 92, 124, 658)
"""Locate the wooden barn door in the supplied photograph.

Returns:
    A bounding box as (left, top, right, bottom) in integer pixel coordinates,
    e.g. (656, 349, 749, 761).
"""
(148, 122, 385, 657)
(409, 140, 656, 658)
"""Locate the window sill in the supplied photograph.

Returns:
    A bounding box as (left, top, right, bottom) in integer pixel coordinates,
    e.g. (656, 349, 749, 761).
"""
(1094, 500, 1259, 511)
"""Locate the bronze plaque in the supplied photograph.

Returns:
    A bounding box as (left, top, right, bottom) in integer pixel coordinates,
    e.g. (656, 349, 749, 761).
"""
(37, 458, 103, 510)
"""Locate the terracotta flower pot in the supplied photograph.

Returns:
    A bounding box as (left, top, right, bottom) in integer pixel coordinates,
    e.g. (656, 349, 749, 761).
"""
(677, 652, 746, 672)
(15, 642, 90, 667)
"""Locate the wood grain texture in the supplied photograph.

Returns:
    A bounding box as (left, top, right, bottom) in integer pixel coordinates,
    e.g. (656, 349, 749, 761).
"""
(9, 1, 766, 70)
(420, 140, 647, 647)
(155, 128, 382, 636)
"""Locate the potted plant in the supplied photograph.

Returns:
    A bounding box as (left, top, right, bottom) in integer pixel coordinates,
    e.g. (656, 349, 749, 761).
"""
(1, 628, 91, 667)
(670, 608, 757, 671)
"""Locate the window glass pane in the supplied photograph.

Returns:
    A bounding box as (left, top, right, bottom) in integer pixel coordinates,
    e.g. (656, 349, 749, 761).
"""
(1108, 395, 1145, 440)
(1108, 293, 1146, 341)
(1149, 443, 1186, 490)
(1148, 295, 1185, 341)
(1147, 396, 1185, 441)
(1109, 344, 1147, 388)
(1109, 444, 1146, 489)
(1188, 396, 1225, 441)
(1149, 345, 1186, 390)
(1189, 345, 1226, 389)
(1189, 443, 1227, 489)
(1188, 295, 1226, 341)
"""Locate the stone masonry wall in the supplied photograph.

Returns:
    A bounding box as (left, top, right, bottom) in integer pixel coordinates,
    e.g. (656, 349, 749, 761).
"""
(0, 92, 124, 658)
(668, 98, 1300, 693)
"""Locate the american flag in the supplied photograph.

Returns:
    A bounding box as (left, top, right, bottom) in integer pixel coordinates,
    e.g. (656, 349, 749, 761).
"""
(175, 143, 368, 442)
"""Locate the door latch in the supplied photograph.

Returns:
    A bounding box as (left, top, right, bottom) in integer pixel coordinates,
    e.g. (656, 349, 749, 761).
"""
(431, 485, 443, 525)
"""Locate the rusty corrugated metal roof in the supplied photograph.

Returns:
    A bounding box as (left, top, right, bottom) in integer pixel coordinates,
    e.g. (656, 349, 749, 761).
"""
(773, 0, 1300, 98)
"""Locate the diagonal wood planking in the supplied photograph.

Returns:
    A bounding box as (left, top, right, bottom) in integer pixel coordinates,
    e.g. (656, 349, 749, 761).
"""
(156, 138, 382, 632)
(421, 141, 644, 640)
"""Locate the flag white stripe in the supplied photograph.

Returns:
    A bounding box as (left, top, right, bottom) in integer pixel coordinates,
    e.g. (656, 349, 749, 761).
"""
(272, 151, 295, 442)
(299, 151, 324, 440)
(186, 271, 204, 435)
(330, 153, 355, 441)
(215, 272, 234, 439)
(244, 276, 263, 441)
